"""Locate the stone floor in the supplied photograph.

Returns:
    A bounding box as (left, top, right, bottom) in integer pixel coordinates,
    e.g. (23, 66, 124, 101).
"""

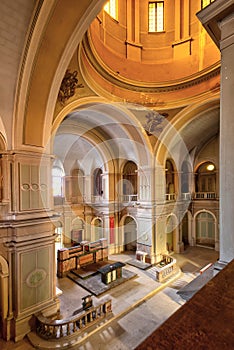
(136, 258, 234, 350)
(0, 246, 219, 349)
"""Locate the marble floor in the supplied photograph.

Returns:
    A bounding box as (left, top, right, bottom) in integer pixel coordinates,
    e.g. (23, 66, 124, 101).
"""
(0, 246, 219, 350)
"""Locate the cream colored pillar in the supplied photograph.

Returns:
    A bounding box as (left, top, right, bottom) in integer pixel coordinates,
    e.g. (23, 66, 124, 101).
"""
(219, 13, 234, 263)
(197, 0, 234, 264)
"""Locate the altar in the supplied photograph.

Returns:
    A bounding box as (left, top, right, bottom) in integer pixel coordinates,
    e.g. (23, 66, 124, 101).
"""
(97, 262, 125, 284)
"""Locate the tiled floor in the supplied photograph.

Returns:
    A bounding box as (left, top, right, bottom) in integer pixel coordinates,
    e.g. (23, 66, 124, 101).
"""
(0, 246, 219, 350)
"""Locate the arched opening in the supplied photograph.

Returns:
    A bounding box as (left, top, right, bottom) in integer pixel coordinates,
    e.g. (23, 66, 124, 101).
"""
(122, 161, 137, 202)
(52, 163, 65, 205)
(93, 168, 103, 200)
(181, 161, 190, 195)
(196, 211, 215, 248)
(71, 168, 85, 204)
(124, 216, 137, 251)
(93, 218, 103, 241)
(166, 215, 177, 252)
(165, 159, 175, 201)
(71, 217, 84, 245)
(195, 162, 216, 199)
(182, 212, 189, 246)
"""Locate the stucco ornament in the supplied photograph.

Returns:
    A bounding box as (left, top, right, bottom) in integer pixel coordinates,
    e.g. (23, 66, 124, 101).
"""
(58, 69, 84, 105)
(26, 269, 47, 288)
(143, 111, 167, 136)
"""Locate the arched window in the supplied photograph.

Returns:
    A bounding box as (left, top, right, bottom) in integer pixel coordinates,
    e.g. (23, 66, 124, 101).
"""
(93, 168, 103, 196)
(52, 166, 64, 197)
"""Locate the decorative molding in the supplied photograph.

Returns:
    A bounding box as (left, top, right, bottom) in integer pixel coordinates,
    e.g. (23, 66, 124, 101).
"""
(143, 111, 168, 136)
(26, 268, 47, 288)
(81, 31, 220, 94)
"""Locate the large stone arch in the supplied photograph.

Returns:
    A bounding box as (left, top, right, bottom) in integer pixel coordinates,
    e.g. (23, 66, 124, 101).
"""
(14, 0, 106, 150)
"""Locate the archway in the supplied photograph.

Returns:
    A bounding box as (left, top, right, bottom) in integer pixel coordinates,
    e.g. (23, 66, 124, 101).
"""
(71, 217, 84, 244)
(124, 216, 137, 251)
(166, 215, 177, 252)
(195, 161, 216, 198)
(92, 218, 103, 241)
(122, 161, 137, 202)
(195, 211, 215, 248)
(182, 212, 189, 246)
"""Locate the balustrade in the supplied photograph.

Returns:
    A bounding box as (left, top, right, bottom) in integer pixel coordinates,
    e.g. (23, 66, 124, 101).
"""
(36, 299, 112, 340)
(165, 193, 176, 201)
(194, 192, 216, 199)
(120, 194, 138, 202)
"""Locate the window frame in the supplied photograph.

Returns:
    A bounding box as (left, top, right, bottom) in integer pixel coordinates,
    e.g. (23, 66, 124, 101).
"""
(148, 1, 165, 33)
(104, 0, 118, 21)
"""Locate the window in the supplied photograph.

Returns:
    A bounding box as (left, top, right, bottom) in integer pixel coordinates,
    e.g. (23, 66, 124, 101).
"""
(104, 0, 118, 20)
(148, 1, 164, 32)
(52, 167, 64, 197)
(201, 0, 215, 9)
(93, 168, 103, 196)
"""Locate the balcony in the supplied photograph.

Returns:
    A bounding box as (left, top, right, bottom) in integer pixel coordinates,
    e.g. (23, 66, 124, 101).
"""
(165, 193, 176, 201)
(194, 192, 217, 200)
(120, 194, 138, 203)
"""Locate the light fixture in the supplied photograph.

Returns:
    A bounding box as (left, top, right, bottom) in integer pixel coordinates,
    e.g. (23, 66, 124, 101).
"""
(207, 163, 215, 171)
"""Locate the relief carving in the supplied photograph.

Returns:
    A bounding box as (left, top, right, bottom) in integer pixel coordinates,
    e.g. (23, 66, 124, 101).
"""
(58, 69, 84, 105)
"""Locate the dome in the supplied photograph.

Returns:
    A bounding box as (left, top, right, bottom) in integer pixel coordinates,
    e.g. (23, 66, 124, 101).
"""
(79, 0, 220, 108)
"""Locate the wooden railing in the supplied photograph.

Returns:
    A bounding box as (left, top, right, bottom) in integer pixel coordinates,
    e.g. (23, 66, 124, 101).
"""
(36, 299, 112, 340)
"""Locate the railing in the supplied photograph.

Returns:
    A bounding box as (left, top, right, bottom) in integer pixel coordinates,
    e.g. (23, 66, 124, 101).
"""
(194, 192, 216, 199)
(165, 193, 176, 201)
(120, 194, 138, 202)
(155, 255, 177, 282)
(91, 195, 103, 203)
(36, 299, 112, 340)
(181, 192, 191, 201)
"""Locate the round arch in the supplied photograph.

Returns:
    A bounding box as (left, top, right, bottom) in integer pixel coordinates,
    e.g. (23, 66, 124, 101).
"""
(119, 215, 138, 252)
(91, 217, 103, 242)
(166, 214, 179, 253)
(14, 0, 107, 150)
(194, 210, 217, 249)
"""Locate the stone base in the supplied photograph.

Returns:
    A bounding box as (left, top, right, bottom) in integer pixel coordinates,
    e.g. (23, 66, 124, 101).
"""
(13, 298, 60, 342)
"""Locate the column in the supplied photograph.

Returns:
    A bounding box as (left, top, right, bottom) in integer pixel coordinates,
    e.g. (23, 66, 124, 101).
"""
(172, 0, 191, 58)
(219, 13, 234, 263)
(126, 0, 142, 61)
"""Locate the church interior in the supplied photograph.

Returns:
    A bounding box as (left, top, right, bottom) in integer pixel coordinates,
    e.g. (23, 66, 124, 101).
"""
(0, 0, 233, 348)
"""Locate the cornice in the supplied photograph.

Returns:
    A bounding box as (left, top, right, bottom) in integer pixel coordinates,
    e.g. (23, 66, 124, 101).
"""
(81, 31, 220, 94)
